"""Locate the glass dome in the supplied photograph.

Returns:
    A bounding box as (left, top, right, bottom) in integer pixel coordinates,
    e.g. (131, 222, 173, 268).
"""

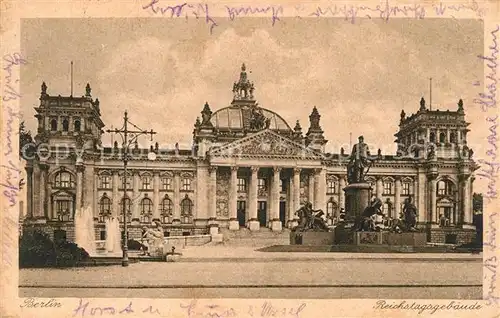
(210, 106, 291, 131)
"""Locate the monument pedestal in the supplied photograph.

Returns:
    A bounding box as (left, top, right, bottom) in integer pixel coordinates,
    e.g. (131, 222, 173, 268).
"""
(290, 231, 335, 245)
(352, 231, 427, 246)
(343, 183, 372, 220)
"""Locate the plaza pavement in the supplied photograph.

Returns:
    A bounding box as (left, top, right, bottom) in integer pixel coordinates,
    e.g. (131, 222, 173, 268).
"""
(19, 246, 482, 299)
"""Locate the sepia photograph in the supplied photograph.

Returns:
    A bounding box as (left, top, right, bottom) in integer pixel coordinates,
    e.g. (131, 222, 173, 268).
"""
(2, 4, 494, 314)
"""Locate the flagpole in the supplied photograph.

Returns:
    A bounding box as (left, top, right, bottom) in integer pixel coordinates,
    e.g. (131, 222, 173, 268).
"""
(429, 77, 432, 111)
(71, 61, 74, 96)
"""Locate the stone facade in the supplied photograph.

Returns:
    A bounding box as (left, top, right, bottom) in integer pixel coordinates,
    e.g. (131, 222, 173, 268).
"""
(22, 65, 478, 244)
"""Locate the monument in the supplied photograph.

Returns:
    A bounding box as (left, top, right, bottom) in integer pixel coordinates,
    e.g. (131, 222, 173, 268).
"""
(290, 201, 334, 245)
(338, 136, 427, 247)
(343, 136, 373, 225)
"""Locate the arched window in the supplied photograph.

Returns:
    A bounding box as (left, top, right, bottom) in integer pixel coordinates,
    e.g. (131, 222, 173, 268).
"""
(62, 118, 69, 132)
(140, 197, 153, 223)
(429, 132, 436, 143)
(180, 195, 193, 223)
(50, 118, 58, 131)
(450, 132, 457, 143)
(99, 195, 111, 222)
(160, 196, 173, 223)
(119, 197, 132, 223)
(437, 180, 455, 196)
(54, 171, 75, 188)
(439, 132, 446, 143)
(74, 119, 81, 132)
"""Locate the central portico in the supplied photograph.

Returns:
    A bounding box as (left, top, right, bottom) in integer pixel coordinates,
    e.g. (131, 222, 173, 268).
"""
(207, 131, 326, 232)
(193, 64, 328, 233)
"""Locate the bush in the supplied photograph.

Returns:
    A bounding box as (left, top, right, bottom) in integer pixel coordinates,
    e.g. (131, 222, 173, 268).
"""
(19, 228, 90, 268)
(19, 229, 57, 268)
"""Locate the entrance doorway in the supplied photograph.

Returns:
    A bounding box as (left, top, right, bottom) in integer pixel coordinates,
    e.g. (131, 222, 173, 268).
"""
(279, 201, 286, 226)
(237, 201, 246, 227)
(258, 201, 267, 226)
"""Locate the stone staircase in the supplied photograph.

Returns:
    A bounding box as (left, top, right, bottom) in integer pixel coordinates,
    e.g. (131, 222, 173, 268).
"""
(219, 227, 290, 247)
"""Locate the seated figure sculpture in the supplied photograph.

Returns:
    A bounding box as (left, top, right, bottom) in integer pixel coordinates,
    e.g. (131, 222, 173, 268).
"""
(293, 201, 330, 232)
(142, 221, 165, 257)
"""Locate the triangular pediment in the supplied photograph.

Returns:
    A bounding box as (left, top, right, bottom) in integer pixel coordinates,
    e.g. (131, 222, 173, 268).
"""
(209, 129, 323, 160)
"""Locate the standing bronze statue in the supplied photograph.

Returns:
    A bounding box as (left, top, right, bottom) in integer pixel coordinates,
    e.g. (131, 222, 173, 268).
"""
(347, 136, 371, 183)
(402, 196, 418, 231)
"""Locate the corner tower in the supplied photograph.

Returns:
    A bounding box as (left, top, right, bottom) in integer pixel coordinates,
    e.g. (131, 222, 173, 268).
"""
(34, 82, 104, 150)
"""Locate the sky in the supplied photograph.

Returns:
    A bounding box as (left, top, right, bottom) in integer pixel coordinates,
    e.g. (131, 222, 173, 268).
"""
(21, 18, 484, 156)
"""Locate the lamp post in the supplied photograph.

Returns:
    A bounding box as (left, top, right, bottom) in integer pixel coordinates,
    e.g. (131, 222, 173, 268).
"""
(107, 111, 156, 267)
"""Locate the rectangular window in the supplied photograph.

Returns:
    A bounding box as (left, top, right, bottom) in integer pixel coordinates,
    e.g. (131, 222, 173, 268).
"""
(280, 179, 286, 193)
(258, 178, 266, 191)
(402, 183, 411, 195)
(383, 182, 393, 195)
(141, 176, 152, 190)
(119, 175, 132, 190)
(237, 178, 247, 192)
(56, 200, 71, 220)
(99, 175, 112, 189)
(161, 177, 172, 191)
(182, 178, 191, 191)
(327, 180, 337, 194)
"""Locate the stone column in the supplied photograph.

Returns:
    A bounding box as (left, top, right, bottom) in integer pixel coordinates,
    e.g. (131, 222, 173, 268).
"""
(416, 170, 426, 224)
(196, 164, 209, 221)
(131, 171, 140, 222)
(207, 166, 219, 234)
(461, 175, 473, 227)
(75, 164, 84, 212)
(287, 176, 294, 228)
(173, 171, 181, 224)
(229, 166, 239, 230)
(315, 168, 327, 213)
(25, 166, 33, 219)
(112, 171, 119, 217)
(39, 163, 49, 219)
(271, 167, 282, 231)
(394, 177, 401, 219)
(376, 177, 383, 200)
(83, 165, 95, 219)
(339, 176, 346, 212)
(429, 176, 438, 224)
(308, 172, 315, 203)
(248, 166, 260, 231)
(292, 168, 301, 225)
(152, 172, 160, 221)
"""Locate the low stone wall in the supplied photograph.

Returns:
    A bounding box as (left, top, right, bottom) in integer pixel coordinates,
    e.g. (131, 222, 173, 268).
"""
(96, 234, 212, 251)
(428, 228, 476, 245)
(164, 234, 212, 248)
